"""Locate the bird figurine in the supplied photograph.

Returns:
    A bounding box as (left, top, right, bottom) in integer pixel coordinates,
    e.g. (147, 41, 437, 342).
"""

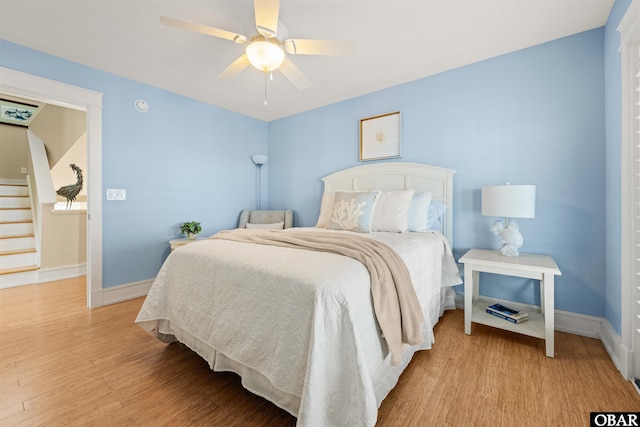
(56, 164, 83, 210)
(490, 219, 524, 257)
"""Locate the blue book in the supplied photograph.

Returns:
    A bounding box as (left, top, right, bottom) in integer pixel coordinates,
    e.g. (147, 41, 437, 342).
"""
(486, 303, 528, 323)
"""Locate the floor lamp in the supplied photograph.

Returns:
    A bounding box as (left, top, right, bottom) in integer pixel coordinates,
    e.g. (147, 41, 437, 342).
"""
(251, 154, 268, 209)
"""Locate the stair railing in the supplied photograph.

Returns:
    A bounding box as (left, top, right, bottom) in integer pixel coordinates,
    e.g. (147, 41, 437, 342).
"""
(26, 130, 57, 266)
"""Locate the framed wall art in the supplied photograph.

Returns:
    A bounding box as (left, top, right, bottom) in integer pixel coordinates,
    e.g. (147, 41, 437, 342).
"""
(359, 111, 401, 161)
(0, 98, 39, 127)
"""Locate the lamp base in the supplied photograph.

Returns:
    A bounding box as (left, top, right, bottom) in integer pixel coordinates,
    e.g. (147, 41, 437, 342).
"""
(498, 243, 521, 257)
(490, 219, 524, 257)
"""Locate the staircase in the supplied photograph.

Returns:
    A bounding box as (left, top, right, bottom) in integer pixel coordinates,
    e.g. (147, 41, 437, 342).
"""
(0, 182, 38, 288)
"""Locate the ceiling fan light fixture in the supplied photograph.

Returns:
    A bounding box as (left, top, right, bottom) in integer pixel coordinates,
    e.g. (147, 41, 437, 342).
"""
(246, 36, 285, 72)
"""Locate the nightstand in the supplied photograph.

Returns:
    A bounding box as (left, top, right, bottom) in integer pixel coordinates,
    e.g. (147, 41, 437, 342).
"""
(169, 237, 206, 251)
(459, 248, 561, 357)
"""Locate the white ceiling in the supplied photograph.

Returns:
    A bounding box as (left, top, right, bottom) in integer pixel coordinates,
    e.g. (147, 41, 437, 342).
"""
(0, 1, 614, 122)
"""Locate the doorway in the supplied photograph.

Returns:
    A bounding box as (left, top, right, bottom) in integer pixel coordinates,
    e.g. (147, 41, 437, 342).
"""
(0, 66, 103, 308)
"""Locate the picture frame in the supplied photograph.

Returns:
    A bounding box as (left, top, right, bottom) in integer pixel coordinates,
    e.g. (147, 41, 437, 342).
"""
(359, 111, 401, 161)
(0, 98, 39, 127)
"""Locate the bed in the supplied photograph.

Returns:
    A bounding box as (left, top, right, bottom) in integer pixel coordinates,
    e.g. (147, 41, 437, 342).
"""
(135, 162, 462, 427)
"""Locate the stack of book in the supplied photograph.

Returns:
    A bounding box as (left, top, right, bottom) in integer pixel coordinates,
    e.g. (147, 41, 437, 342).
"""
(486, 303, 528, 324)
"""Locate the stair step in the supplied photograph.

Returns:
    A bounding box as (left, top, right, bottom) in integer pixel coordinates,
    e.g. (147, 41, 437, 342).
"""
(0, 222, 33, 235)
(0, 184, 28, 197)
(0, 208, 32, 222)
(0, 265, 38, 275)
(0, 197, 29, 208)
(0, 248, 36, 257)
(0, 235, 35, 252)
(0, 251, 37, 270)
(0, 267, 38, 288)
(0, 233, 35, 239)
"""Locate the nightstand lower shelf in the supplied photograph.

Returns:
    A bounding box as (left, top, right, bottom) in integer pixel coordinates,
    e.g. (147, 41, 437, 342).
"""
(471, 302, 545, 339)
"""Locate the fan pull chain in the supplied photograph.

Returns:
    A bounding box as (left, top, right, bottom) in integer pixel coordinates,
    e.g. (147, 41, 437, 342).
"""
(264, 71, 268, 106)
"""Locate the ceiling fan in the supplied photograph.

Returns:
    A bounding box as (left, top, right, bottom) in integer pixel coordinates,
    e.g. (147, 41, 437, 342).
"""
(160, 0, 354, 102)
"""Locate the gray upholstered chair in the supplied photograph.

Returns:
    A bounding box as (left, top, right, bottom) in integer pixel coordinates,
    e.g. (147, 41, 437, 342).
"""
(238, 209, 293, 229)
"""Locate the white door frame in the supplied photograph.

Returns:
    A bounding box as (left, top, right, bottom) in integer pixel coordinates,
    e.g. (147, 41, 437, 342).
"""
(0, 67, 103, 308)
(618, 0, 640, 381)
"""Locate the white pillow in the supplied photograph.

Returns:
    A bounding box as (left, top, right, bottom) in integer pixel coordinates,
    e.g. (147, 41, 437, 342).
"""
(327, 191, 380, 233)
(407, 192, 433, 232)
(315, 191, 335, 228)
(371, 189, 415, 233)
(246, 222, 284, 230)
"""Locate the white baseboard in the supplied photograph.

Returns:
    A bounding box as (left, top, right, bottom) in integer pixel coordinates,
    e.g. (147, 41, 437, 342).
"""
(38, 264, 86, 283)
(453, 292, 629, 378)
(554, 308, 602, 339)
(99, 278, 154, 306)
(600, 317, 634, 380)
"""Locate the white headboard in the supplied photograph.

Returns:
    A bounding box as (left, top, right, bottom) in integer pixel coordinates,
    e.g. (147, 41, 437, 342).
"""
(321, 162, 456, 242)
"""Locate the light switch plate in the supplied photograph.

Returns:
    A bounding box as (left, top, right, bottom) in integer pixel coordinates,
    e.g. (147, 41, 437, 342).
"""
(106, 189, 126, 200)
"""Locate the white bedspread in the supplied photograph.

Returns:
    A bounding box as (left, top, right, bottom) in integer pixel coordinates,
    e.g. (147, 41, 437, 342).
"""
(135, 228, 461, 427)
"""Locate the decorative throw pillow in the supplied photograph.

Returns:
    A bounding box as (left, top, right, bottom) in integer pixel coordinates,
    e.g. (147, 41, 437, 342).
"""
(246, 222, 284, 230)
(327, 191, 379, 233)
(371, 189, 415, 232)
(427, 201, 447, 231)
(407, 192, 433, 232)
(315, 191, 335, 228)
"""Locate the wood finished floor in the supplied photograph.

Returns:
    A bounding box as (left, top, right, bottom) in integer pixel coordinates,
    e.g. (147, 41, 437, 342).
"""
(1, 277, 639, 426)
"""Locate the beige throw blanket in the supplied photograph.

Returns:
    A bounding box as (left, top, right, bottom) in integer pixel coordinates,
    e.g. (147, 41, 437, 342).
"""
(210, 228, 425, 366)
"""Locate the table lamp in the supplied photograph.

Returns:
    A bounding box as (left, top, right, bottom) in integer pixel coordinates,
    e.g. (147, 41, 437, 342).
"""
(481, 183, 536, 257)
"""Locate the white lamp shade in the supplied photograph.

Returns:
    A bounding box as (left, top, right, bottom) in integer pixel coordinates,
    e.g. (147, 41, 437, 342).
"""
(251, 154, 268, 165)
(482, 185, 536, 218)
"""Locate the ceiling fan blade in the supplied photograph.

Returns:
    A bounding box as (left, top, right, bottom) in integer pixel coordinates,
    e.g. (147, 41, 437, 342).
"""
(218, 54, 251, 80)
(279, 58, 312, 90)
(284, 39, 354, 56)
(254, 0, 280, 38)
(160, 16, 247, 44)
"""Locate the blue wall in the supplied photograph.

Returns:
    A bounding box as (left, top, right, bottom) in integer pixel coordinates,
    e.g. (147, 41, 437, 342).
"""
(604, 0, 632, 334)
(0, 16, 623, 323)
(0, 40, 268, 288)
(269, 28, 607, 317)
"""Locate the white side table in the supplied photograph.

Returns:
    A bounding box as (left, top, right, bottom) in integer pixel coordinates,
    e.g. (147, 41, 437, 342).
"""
(459, 248, 561, 357)
(169, 237, 206, 251)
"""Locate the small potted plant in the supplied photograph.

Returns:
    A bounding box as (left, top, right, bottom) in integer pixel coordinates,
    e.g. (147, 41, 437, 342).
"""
(179, 220, 202, 239)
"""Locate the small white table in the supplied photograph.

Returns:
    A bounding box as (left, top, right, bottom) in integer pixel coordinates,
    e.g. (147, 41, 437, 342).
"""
(459, 249, 561, 357)
(169, 237, 206, 251)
